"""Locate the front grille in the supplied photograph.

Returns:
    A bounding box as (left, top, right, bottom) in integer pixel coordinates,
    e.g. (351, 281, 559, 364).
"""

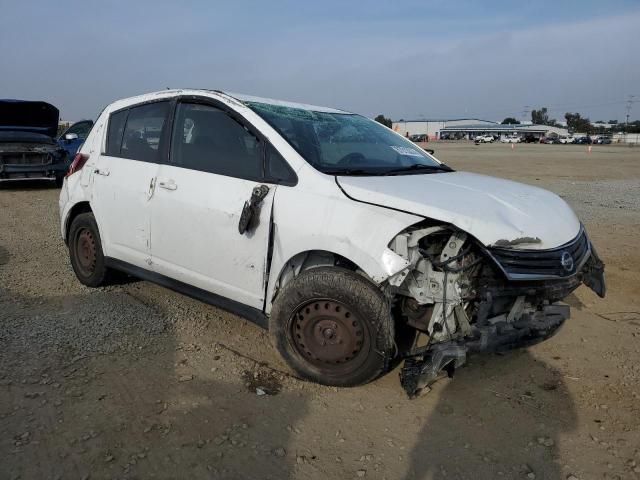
(0, 152, 52, 166)
(488, 227, 591, 280)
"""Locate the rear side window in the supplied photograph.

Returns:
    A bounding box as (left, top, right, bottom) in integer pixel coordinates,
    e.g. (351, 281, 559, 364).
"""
(120, 102, 170, 163)
(105, 110, 127, 156)
(170, 102, 261, 180)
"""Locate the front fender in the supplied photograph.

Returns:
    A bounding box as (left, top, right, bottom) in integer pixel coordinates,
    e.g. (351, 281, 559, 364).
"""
(265, 185, 420, 314)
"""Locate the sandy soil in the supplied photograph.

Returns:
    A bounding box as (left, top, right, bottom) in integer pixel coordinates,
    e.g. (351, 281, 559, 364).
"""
(1, 142, 639, 480)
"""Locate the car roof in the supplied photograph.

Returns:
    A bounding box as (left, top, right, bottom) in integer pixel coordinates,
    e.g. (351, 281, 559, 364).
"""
(224, 91, 350, 114)
(106, 89, 351, 115)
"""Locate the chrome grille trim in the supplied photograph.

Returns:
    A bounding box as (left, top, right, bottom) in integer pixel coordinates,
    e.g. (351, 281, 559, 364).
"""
(486, 226, 591, 280)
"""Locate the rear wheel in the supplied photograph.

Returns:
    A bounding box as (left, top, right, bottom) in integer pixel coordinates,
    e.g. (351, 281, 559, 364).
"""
(68, 212, 110, 287)
(270, 267, 394, 387)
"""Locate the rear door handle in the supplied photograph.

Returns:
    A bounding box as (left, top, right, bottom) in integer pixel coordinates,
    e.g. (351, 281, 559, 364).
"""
(94, 168, 110, 176)
(158, 180, 177, 191)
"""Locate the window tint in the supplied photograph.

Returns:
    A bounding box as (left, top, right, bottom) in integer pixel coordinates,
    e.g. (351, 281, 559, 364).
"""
(171, 103, 261, 179)
(120, 102, 169, 163)
(105, 109, 127, 156)
(266, 144, 296, 184)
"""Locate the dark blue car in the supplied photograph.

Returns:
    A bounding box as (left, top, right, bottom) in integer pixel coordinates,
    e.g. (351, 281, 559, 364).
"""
(57, 118, 94, 159)
(0, 99, 93, 186)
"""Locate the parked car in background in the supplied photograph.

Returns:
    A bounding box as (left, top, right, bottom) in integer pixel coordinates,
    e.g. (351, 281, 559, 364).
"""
(594, 136, 611, 144)
(522, 135, 538, 143)
(575, 136, 592, 144)
(500, 135, 520, 143)
(540, 136, 560, 144)
(59, 89, 606, 397)
(474, 134, 494, 143)
(558, 136, 575, 144)
(57, 120, 94, 159)
(0, 100, 70, 186)
(409, 133, 428, 143)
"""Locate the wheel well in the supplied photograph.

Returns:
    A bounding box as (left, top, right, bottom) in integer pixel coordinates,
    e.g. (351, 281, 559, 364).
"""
(64, 202, 92, 244)
(271, 250, 361, 302)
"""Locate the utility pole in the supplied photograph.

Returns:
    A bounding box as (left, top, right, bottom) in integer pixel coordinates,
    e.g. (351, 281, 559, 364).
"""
(522, 105, 530, 123)
(626, 95, 635, 144)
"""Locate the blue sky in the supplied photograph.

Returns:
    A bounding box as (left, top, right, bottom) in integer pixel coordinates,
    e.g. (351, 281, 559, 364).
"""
(1, 0, 639, 122)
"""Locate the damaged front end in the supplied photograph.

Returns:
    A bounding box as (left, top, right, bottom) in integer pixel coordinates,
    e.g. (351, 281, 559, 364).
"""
(386, 223, 605, 398)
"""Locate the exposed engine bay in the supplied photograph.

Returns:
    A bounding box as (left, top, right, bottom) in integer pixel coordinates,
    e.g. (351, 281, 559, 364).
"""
(387, 222, 606, 398)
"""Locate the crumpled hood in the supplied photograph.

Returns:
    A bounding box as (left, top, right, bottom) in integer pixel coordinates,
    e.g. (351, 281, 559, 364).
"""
(337, 171, 581, 250)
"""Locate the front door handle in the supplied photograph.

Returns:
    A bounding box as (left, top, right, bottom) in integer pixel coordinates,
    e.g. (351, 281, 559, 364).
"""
(158, 180, 177, 191)
(94, 168, 110, 176)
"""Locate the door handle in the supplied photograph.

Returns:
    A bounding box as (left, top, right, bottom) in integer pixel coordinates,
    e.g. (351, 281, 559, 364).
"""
(94, 168, 110, 176)
(158, 180, 177, 191)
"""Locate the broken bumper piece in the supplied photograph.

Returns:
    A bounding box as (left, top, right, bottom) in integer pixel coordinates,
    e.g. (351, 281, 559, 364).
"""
(400, 303, 570, 398)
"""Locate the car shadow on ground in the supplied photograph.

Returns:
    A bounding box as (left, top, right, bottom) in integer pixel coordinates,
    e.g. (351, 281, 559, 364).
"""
(0, 284, 309, 480)
(402, 350, 578, 479)
(0, 179, 59, 190)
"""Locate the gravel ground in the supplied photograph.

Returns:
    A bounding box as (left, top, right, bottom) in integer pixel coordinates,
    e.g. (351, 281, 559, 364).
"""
(1, 142, 639, 479)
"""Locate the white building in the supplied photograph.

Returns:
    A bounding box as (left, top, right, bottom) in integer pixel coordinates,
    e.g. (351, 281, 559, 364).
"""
(392, 119, 568, 140)
(392, 119, 498, 139)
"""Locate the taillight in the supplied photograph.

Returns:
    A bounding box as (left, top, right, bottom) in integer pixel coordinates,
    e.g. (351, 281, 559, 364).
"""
(66, 153, 89, 177)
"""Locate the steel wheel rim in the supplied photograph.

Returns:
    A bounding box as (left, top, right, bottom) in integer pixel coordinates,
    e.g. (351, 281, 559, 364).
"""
(289, 299, 370, 374)
(75, 228, 96, 276)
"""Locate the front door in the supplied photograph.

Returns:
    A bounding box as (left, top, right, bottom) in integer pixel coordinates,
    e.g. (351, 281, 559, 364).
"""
(149, 101, 275, 309)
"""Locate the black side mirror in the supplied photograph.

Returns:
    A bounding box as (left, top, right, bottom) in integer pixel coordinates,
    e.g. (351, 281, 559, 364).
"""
(238, 185, 270, 234)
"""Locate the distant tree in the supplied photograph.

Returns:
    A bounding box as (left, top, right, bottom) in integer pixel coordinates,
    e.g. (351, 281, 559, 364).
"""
(608, 120, 618, 124)
(564, 112, 592, 133)
(501, 117, 520, 125)
(374, 114, 393, 128)
(531, 107, 558, 126)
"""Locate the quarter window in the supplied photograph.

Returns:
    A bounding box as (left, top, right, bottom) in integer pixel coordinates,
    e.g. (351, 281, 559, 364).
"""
(170, 103, 261, 180)
(105, 109, 127, 156)
(266, 144, 296, 185)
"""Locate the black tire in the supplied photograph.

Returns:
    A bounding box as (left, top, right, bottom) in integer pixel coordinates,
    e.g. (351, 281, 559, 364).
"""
(68, 212, 110, 287)
(269, 267, 394, 387)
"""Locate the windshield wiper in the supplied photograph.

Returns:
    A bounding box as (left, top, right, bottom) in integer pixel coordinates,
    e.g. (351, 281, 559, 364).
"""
(321, 168, 372, 176)
(382, 163, 452, 176)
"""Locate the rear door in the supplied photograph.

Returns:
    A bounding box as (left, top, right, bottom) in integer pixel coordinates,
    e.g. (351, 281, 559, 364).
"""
(91, 101, 170, 268)
(149, 100, 277, 309)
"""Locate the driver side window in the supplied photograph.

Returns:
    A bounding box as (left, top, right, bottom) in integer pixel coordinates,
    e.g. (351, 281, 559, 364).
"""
(64, 121, 93, 139)
(170, 102, 262, 181)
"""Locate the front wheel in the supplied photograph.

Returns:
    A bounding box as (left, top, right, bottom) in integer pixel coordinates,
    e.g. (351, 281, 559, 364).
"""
(269, 267, 395, 387)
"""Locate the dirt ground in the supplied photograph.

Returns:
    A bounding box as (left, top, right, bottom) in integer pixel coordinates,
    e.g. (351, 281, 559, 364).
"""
(1, 142, 639, 480)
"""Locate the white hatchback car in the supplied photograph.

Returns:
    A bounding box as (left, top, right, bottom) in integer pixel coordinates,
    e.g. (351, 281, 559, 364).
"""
(474, 134, 495, 143)
(59, 89, 605, 396)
